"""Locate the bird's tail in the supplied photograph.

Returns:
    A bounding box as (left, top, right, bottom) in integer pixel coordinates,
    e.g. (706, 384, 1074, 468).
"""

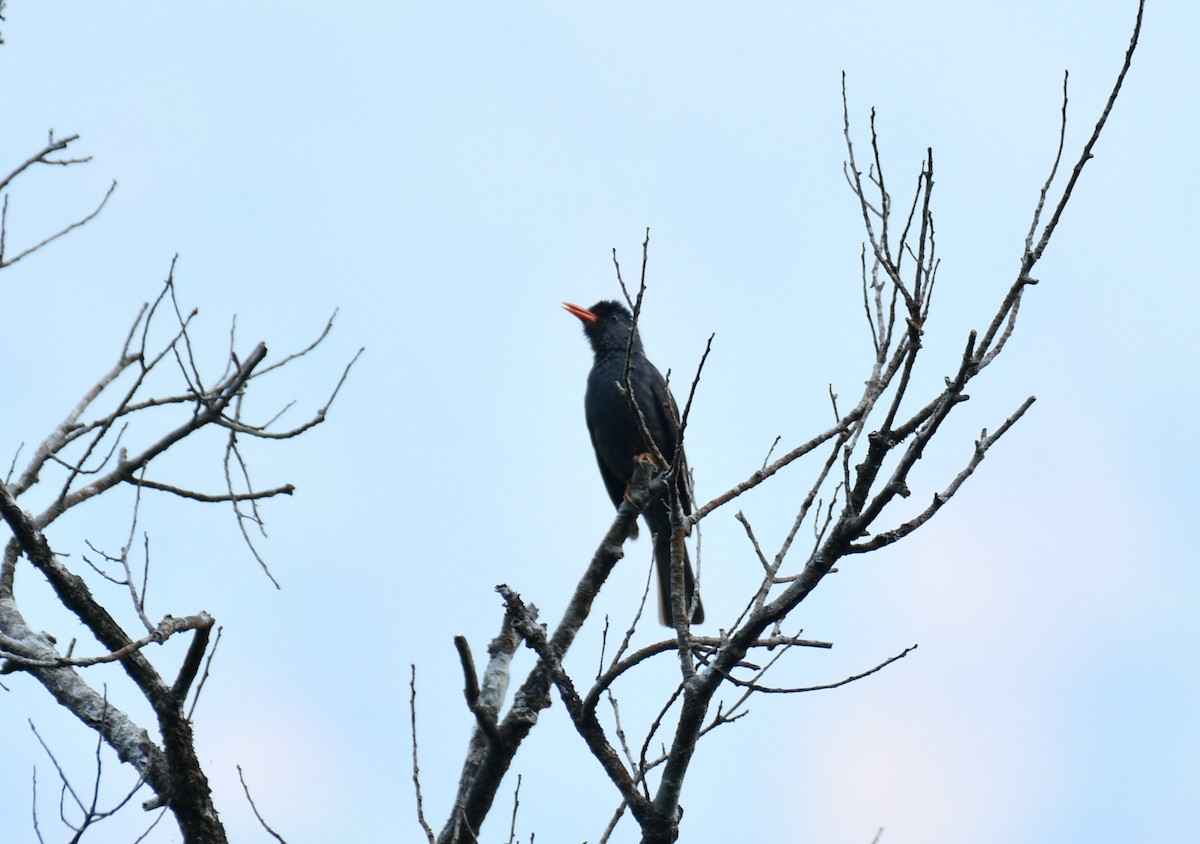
(653, 525, 704, 626)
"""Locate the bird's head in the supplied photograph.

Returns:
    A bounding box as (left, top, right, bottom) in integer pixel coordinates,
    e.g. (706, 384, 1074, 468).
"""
(563, 300, 643, 355)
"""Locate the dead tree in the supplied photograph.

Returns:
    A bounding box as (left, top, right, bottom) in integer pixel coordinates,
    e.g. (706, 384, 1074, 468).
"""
(422, 3, 1146, 842)
(0, 131, 358, 842)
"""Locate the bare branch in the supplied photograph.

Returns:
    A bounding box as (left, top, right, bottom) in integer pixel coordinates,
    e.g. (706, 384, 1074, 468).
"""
(2, 614, 214, 671)
(500, 583, 641, 809)
(506, 774, 522, 844)
(847, 396, 1036, 553)
(254, 309, 341, 377)
(720, 644, 917, 694)
(0, 180, 116, 269)
(186, 625, 222, 721)
(410, 665, 437, 844)
(1023, 71, 1071, 260)
(0, 132, 87, 193)
(1026, 0, 1144, 267)
(217, 346, 363, 439)
(237, 766, 288, 843)
(582, 633, 832, 723)
(170, 616, 214, 703)
(691, 412, 861, 524)
(455, 635, 500, 742)
(611, 245, 634, 312)
(125, 476, 295, 503)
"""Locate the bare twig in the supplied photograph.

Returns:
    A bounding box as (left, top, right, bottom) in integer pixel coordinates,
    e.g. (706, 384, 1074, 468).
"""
(719, 645, 917, 694)
(0, 180, 115, 269)
(237, 766, 288, 843)
(126, 476, 295, 503)
(506, 774, 522, 844)
(1026, 0, 1144, 267)
(411, 666, 437, 844)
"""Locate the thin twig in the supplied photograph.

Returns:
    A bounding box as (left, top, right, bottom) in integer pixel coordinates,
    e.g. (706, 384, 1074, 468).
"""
(237, 766, 288, 843)
(0, 181, 115, 268)
(410, 665, 436, 844)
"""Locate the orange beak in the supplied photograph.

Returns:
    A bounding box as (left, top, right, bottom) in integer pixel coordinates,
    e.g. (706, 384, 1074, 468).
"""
(562, 302, 598, 323)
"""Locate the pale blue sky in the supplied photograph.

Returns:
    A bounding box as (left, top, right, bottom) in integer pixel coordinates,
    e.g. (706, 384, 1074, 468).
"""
(1, 2, 1195, 842)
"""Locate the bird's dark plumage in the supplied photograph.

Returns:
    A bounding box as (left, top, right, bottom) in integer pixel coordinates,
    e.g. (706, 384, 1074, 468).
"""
(564, 300, 704, 625)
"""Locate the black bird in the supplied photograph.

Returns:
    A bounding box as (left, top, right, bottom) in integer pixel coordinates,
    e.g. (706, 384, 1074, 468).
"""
(564, 300, 704, 626)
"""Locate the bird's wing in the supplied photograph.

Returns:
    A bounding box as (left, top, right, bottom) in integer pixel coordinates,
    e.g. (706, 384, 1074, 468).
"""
(641, 365, 693, 516)
(586, 415, 632, 509)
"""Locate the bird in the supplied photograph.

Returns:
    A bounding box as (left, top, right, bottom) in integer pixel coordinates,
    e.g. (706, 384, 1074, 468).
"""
(563, 299, 704, 626)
